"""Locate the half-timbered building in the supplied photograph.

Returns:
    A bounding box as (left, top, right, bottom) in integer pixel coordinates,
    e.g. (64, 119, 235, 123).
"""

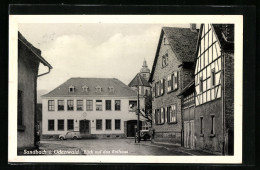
(194, 24, 234, 155)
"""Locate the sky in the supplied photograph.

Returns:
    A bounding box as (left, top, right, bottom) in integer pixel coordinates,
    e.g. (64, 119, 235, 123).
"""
(18, 23, 191, 93)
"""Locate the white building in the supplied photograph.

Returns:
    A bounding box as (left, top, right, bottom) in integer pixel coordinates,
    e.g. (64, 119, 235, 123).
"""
(41, 78, 144, 138)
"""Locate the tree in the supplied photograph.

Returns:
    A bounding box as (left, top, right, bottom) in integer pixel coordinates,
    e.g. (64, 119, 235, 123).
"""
(140, 93, 152, 125)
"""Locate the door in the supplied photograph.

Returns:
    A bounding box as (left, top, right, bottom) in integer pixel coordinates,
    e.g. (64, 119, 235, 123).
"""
(184, 121, 190, 148)
(127, 120, 142, 137)
(80, 120, 90, 134)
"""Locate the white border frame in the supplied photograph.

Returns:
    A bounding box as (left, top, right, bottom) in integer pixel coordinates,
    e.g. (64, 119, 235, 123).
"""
(8, 15, 243, 163)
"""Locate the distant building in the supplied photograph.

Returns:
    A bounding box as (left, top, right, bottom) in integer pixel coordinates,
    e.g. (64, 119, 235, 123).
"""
(41, 78, 145, 138)
(149, 25, 198, 145)
(129, 59, 151, 96)
(193, 24, 234, 155)
(18, 32, 52, 151)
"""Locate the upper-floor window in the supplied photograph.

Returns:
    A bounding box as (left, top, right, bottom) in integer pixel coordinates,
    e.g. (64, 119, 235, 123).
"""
(167, 71, 178, 92)
(58, 100, 64, 111)
(199, 77, 203, 93)
(211, 68, 216, 87)
(155, 79, 165, 97)
(96, 85, 102, 92)
(162, 53, 168, 67)
(48, 100, 55, 111)
(96, 100, 102, 111)
(129, 100, 137, 112)
(69, 85, 75, 93)
(105, 100, 111, 110)
(82, 85, 89, 92)
(115, 100, 121, 111)
(77, 100, 83, 111)
(67, 100, 74, 111)
(86, 100, 93, 111)
(108, 86, 114, 93)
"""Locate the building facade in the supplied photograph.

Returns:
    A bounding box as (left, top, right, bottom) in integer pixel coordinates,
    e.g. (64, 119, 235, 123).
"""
(18, 32, 52, 151)
(194, 24, 234, 155)
(41, 78, 144, 139)
(149, 26, 198, 145)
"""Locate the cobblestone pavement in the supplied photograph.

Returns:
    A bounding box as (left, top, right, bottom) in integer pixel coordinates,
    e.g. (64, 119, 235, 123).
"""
(38, 139, 217, 156)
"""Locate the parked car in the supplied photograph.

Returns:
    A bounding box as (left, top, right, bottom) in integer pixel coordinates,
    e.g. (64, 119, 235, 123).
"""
(136, 130, 151, 141)
(59, 131, 82, 140)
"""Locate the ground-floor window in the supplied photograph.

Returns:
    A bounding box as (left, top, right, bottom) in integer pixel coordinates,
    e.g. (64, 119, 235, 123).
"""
(106, 119, 111, 130)
(210, 115, 215, 135)
(58, 119, 64, 131)
(67, 119, 74, 131)
(115, 119, 121, 130)
(96, 119, 102, 130)
(48, 120, 54, 131)
(200, 116, 204, 135)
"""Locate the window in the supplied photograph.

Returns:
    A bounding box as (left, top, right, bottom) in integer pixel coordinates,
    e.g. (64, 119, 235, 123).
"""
(69, 85, 75, 92)
(48, 100, 55, 111)
(82, 85, 88, 92)
(67, 100, 74, 111)
(58, 119, 64, 131)
(167, 104, 177, 123)
(86, 100, 93, 111)
(96, 86, 102, 92)
(155, 79, 165, 97)
(199, 77, 203, 93)
(67, 119, 74, 130)
(96, 119, 102, 130)
(129, 100, 137, 112)
(211, 69, 216, 87)
(77, 100, 83, 111)
(167, 74, 173, 92)
(106, 119, 111, 130)
(48, 120, 54, 131)
(173, 71, 178, 90)
(115, 119, 121, 130)
(18, 90, 23, 126)
(108, 86, 114, 93)
(200, 117, 204, 136)
(105, 100, 111, 110)
(58, 100, 64, 111)
(160, 108, 165, 124)
(115, 100, 121, 111)
(96, 100, 102, 111)
(160, 79, 165, 95)
(210, 115, 215, 135)
(162, 53, 168, 67)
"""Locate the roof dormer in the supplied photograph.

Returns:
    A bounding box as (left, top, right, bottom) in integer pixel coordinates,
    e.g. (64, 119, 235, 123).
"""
(82, 85, 89, 92)
(108, 86, 114, 93)
(95, 85, 102, 92)
(69, 85, 75, 93)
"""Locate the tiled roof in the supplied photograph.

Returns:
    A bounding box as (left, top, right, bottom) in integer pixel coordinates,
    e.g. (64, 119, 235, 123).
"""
(149, 27, 198, 82)
(163, 27, 199, 62)
(177, 80, 195, 96)
(212, 24, 234, 52)
(128, 73, 151, 87)
(42, 78, 138, 97)
(18, 31, 52, 69)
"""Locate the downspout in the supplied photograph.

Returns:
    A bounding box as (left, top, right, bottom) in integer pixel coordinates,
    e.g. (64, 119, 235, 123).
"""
(221, 51, 226, 155)
(34, 65, 52, 149)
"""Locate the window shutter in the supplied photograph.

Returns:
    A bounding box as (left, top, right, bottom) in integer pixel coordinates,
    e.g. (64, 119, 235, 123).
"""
(174, 71, 179, 90)
(161, 108, 164, 123)
(155, 109, 158, 124)
(172, 73, 175, 90)
(167, 75, 171, 92)
(173, 104, 177, 122)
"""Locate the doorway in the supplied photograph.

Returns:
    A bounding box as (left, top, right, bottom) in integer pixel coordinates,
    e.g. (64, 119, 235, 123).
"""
(79, 120, 90, 134)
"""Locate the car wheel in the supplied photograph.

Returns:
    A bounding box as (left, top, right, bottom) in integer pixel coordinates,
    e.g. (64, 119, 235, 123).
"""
(143, 135, 149, 141)
(73, 136, 77, 140)
(60, 137, 64, 140)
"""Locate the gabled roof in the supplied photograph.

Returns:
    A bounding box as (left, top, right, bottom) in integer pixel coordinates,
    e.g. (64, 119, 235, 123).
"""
(149, 27, 198, 82)
(128, 73, 151, 87)
(42, 78, 138, 97)
(212, 24, 234, 52)
(18, 31, 52, 69)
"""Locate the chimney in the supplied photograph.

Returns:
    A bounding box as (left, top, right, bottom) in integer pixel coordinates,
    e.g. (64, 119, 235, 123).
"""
(190, 23, 197, 32)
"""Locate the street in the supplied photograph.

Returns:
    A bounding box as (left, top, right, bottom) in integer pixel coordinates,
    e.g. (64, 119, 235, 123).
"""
(38, 139, 216, 156)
